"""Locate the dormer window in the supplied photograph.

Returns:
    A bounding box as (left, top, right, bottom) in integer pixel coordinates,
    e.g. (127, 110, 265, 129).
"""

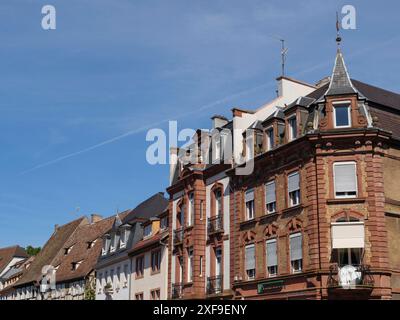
(288, 116, 297, 141)
(110, 234, 119, 253)
(160, 216, 168, 231)
(87, 239, 96, 249)
(71, 260, 83, 271)
(333, 102, 351, 128)
(266, 127, 274, 151)
(119, 228, 130, 249)
(64, 246, 73, 255)
(102, 235, 111, 256)
(143, 224, 152, 239)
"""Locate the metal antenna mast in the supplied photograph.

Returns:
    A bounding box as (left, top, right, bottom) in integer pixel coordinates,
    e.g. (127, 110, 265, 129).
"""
(280, 39, 288, 77)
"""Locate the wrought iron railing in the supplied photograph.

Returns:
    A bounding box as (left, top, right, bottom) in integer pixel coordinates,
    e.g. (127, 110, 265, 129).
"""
(207, 216, 223, 235)
(171, 283, 183, 299)
(173, 228, 184, 245)
(207, 275, 223, 295)
(327, 263, 374, 288)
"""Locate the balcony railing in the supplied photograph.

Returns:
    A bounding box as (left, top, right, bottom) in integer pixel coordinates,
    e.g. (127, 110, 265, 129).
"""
(171, 283, 183, 299)
(327, 263, 374, 289)
(207, 275, 223, 295)
(173, 228, 184, 245)
(208, 216, 223, 235)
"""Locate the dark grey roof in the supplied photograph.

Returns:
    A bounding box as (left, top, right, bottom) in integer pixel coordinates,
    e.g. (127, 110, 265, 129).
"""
(262, 108, 285, 124)
(324, 50, 357, 96)
(248, 120, 263, 131)
(286, 96, 315, 110)
(122, 192, 169, 223)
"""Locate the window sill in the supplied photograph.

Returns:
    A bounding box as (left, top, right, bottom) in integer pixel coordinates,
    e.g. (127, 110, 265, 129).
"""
(151, 270, 161, 276)
(326, 198, 365, 204)
(281, 204, 303, 215)
(240, 218, 257, 228)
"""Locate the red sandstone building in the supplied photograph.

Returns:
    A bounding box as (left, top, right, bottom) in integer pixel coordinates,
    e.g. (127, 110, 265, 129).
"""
(167, 48, 400, 300)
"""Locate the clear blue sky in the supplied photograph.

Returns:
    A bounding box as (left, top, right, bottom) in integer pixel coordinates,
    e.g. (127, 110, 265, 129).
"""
(0, 0, 399, 248)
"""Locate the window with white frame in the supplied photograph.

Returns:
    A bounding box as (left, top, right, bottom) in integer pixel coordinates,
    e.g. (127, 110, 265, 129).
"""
(143, 224, 152, 238)
(102, 235, 110, 256)
(110, 234, 118, 252)
(333, 102, 351, 128)
(266, 239, 278, 277)
(333, 162, 357, 198)
(151, 249, 162, 273)
(245, 244, 256, 280)
(215, 247, 222, 277)
(119, 228, 129, 248)
(245, 189, 255, 220)
(266, 127, 274, 150)
(187, 247, 194, 283)
(188, 192, 195, 227)
(288, 171, 300, 207)
(290, 233, 303, 273)
(265, 181, 276, 214)
(288, 116, 297, 141)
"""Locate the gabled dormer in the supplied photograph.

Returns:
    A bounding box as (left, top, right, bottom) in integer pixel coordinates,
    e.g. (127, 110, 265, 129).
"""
(284, 96, 315, 141)
(317, 49, 369, 131)
(261, 108, 285, 150)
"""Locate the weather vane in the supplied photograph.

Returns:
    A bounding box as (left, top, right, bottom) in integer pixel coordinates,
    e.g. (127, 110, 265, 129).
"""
(336, 11, 342, 47)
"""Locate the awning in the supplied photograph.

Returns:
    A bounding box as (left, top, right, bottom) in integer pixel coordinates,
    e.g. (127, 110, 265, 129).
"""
(331, 222, 365, 249)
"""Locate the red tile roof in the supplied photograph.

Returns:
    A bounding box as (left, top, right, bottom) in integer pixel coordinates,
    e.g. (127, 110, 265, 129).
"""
(0, 245, 28, 275)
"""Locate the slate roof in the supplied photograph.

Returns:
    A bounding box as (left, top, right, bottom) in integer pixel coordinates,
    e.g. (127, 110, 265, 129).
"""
(14, 217, 85, 287)
(0, 245, 28, 275)
(122, 192, 169, 224)
(52, 216, 115, 283)
(325, 49, 358, 96)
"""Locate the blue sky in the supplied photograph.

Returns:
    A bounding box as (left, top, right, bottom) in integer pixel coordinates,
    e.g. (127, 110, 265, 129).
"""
(0, 0, 399, 248)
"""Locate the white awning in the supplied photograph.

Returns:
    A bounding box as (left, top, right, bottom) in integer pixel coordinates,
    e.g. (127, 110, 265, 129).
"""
(331, 222, 365, 249)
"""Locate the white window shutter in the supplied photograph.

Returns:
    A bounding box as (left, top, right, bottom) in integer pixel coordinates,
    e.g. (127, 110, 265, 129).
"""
(245, 189, 254, 202)
(266, 240, 277, 267)
(288, 172, 300, 193)
(245, 245, 255, 270)
(265, 181, 276, 204)
(290, 233, 302, 261)
(334, 163, 357, 193)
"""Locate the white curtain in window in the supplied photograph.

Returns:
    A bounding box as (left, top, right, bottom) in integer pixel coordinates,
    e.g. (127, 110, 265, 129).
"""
(245, 244, 255, 270)
(266, 181, 276, 204)
(334, 163, 357, 192)
(290, 233, 302, 261)
(245, 189, 254, 202)
(288, 172, 300, 193)
(266, 239, 277, 267)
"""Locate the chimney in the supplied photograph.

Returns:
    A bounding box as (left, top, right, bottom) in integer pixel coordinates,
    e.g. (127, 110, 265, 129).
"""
(211, 115, 228, 129)
(91, 214, 103, 223)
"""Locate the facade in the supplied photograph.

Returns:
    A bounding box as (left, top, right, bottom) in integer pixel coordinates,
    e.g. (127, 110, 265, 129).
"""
(167, 48, 400, 300)
(167, 70, 315, 299)
(95, 192, 168, 300)
(129, 211, 169, 300)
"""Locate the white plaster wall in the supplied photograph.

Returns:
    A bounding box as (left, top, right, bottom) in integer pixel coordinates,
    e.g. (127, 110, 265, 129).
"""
(0, 257, 25, 277)
(95, 259, 131, 300)
(131, 246, 168, 300)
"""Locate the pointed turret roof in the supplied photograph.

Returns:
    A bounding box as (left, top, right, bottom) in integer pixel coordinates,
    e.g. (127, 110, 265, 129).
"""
(324, 49, 357, 96)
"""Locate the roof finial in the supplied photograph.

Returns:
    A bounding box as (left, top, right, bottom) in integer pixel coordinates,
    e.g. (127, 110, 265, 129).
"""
(280, 39, 288, 77)
(336, 11, 342, 48)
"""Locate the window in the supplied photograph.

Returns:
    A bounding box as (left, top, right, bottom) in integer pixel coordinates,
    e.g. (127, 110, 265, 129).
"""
(188, 192, 195, 227)
(266, 127, 274, 150)
(288, 116, 297, 141)
(116, 266, 121, 285)
(245, 189, 255, 220)
(334, 162, 357, 198)
(136, 256, 144, 278)
(246, 135, 254, 161)
(215, 247, 222, 277)
(336, 248, 362, 267)
(87, 240, 96, 249)
(64, 246, 73, 255)
(178, 204, 185, 227)
(151, 250, 162, 273)
(110, 234, 118, 252)
(160, 216, 168, 230)
(102, 236, 110, 256)
(288, 172, 300, 207)
(143, 224, 152, 238)
(290, 233, 303, 273)
(265, 181, 276, 214)
(245, 244, 255, 280)
(123, 264, 129, 285)
(215, 189, 222, 217)
(187, 247, 194, 283)
(110, 269, 114, 284)
(135, 292, 144, 300)
(71, 260, 82, 271)
(266, 239, 278, 277)
(178, 256, 184, 282)
(150, 289, 161, 300)
(333, 103, 351, 128)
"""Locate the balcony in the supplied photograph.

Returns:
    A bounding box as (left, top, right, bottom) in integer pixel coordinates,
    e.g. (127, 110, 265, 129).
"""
(173, 228, 184, 245)
(327, 263, 374, 289)
(207, 275, 223, 295)
(207, 216, 223, 235)
(171, 283, 183, 299)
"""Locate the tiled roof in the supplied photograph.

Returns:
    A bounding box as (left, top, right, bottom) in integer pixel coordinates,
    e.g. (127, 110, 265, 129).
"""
(14, 217, 85, 287)
(0, 245, 28, 275)
(52, 216, 115, 283)
(128, 230, 168, 255)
